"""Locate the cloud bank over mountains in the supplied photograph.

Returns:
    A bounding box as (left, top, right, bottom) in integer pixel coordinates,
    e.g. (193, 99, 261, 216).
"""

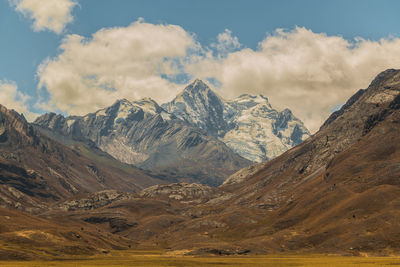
(5, 4, 400, 131)
(36, 21, 400, 131)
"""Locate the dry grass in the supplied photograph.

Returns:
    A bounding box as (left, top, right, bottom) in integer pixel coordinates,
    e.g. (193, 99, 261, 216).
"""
(1, 251, 400, 267)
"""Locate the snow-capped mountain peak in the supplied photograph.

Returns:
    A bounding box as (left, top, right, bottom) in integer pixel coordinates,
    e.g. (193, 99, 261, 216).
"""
(163, 79, 310, 162)
(131, 97, 162, 115)
(90, 98, 137, 122)
(229, 94, 273, 111)
(237, 93, 269, 101)
(162, 79, 227, 137)
(184, 79, 210, 93)
(92, 98, 174, 125)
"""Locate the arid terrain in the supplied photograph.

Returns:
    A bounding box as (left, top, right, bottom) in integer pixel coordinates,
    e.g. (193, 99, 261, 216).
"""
(2, 252, 400, 267)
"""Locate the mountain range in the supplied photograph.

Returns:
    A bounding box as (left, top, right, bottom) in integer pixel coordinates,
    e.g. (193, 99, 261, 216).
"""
(1, 70, 399, 259)
(34, 97, 250, 186)
(35, 79, 309, 185)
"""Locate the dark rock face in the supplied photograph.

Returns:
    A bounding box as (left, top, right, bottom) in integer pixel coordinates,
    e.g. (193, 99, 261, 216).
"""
(320, 89, 366, 130)
(35, 98, 251, 186)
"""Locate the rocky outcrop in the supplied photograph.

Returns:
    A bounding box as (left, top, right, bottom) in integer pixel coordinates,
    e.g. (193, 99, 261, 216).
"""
(140, 182, 215, 203)
(58, 190, 132, 211)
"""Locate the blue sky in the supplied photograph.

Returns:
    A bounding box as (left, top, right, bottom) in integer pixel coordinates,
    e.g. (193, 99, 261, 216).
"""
(1, 0, 400, 131)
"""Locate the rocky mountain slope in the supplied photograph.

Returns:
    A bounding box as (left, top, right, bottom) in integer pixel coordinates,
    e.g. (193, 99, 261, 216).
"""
(0, 104, 165, 212)
(162, 79, 310, 162)
(35, 98, 251, 186)
(204, 69, 400, 255)
(0, 104, 167, 259)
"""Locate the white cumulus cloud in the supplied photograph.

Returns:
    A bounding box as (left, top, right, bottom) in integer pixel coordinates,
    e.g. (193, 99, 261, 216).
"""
(211, 29, 241, 56)
(37, 20, 197, 115)
(10, 0, 77, 34)
(0, 80, 38, 121)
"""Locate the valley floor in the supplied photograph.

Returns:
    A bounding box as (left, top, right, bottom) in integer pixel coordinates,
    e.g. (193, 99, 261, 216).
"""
(1, 251, 400, 267)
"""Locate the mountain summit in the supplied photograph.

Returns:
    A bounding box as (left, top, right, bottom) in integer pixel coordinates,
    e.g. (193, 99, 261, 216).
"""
(162, 79, 227, 137)
(163, 79, 310, 162)
(185, 79, 210, 93)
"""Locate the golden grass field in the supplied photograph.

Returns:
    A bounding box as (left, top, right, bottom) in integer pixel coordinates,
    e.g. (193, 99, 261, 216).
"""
(1, 251, 400, 267)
